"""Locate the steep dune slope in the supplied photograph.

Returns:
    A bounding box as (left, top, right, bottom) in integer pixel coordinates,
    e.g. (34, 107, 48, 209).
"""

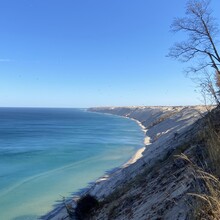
(86, 106, 209, 220)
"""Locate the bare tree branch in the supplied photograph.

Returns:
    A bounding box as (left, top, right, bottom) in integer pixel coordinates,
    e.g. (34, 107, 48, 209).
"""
(168, 0, 220, 73)
(168, 0, 220, 104)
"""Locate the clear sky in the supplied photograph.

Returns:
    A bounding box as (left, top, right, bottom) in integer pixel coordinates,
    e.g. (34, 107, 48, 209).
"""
(0, 0, 220, 107)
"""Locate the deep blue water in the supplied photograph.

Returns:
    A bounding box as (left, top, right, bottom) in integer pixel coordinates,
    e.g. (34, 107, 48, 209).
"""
(0, 108, 144, 220)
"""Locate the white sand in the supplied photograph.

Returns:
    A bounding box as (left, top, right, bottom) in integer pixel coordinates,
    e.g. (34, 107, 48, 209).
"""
(123, 147, 146, 168)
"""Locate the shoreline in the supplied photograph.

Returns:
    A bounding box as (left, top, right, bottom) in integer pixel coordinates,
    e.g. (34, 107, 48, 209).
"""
(122, 146, 146, 168)
(44, 105, 210, 219)
(87, 110, 149, 167)
(121, 116, 150, 167)
(43, 111, 148, 220)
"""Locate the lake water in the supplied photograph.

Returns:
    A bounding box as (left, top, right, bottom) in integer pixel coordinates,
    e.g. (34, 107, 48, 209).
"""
(0, 108, 144, 220)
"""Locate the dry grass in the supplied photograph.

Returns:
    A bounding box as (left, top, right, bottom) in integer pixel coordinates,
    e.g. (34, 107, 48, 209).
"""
(178, 153, 220, 219)
(202, 108, 220, 176)
(178, 107, 220, 219)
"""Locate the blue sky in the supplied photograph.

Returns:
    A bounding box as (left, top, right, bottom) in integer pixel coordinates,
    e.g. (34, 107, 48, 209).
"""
(0, 0, 220, 107)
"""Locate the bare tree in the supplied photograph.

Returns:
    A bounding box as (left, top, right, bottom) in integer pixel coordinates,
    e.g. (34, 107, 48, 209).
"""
(168, 0, 220, 103)
(197, 71, 220, 104)
(168, 0, 220, 73)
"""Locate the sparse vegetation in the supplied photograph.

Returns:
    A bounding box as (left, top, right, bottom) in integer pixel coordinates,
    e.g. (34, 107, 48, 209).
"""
(175, 105, 220, 219)
(200, 108, 220, 176)
(178, 153, 220, 219)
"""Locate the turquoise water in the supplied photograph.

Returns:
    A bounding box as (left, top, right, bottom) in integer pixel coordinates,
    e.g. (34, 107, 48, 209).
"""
(0, 108, 144, 220)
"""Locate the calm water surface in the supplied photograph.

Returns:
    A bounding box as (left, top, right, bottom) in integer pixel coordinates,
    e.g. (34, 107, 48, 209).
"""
(0, 108, 144, 220)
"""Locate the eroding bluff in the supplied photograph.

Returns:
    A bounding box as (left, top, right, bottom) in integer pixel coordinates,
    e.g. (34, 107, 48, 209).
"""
(86, 106, 211, 220)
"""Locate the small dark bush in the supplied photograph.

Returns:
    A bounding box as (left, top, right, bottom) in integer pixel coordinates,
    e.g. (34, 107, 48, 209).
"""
(75, 194, 99, 219)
